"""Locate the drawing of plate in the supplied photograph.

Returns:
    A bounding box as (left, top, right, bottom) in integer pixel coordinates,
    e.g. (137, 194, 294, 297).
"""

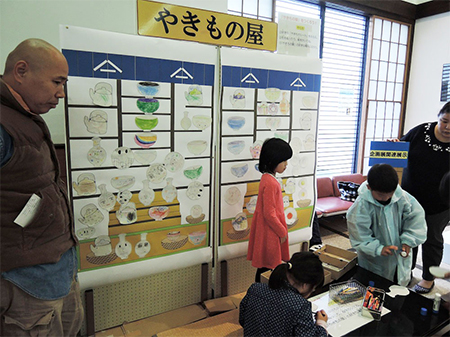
(285, 207, 297, 226)
(246, 196, 257, 214)
(133, 149, 157, 165)
(227, 140, 245, 155)
(226, 227, 250, 240)
(147, 163, 167, 183)
(224, 186, 241, 205)
(191, 205, 203, 218)
(164, 152, 184, 173)
(186, 181, 204, 200)
(187, 140, 207, 155)
(430, 266, 450, 278)
(302, 95, 316, 108)
(111, 175, 135, 191)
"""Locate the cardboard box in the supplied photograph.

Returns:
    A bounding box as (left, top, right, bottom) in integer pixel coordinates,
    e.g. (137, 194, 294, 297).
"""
(259, 267, 331, 285)
(203, 297, 237, 315)
(314, 245, 357, 280)
(122, 304, 207, 336)
(95, 326, 125, 337)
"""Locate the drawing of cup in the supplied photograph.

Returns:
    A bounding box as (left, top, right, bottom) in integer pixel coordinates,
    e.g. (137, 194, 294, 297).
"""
(89, 82, 113, 107)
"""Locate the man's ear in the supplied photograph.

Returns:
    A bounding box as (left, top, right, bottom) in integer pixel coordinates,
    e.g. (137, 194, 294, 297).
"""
(366, 184, 371, 190)
(13, 60, 29, 83)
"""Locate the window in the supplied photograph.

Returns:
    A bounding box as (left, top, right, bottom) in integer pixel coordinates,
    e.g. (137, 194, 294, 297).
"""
(360, 17, 411, 175)
(229, 0, 368, 177)
(228, 0, 273, 21)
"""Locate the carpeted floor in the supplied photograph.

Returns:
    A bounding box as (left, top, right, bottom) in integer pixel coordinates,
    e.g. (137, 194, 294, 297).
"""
(317, 216, 450, 301)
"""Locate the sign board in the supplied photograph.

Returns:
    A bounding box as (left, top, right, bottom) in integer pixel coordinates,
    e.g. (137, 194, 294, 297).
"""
(138, 0, 278, 51)
(369, 141, 409, 168)
(277, 13, 320, 58)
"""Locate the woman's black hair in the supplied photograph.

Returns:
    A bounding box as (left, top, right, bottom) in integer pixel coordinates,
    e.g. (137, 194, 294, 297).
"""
(367, 163, 398, 193)
(269, 252, 324, 290)
(258, 138, 293, 174)
(438, 101, 450, 117)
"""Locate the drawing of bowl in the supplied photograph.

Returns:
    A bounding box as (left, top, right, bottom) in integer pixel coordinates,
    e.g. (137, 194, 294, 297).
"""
(265, 88, 281, 101)
(227, 116, 245, 131)
(134, 132, 157, 148)
(302, 95, 316, 108)
(232, 212, 248, 232)
(227, 140, 245, 155)
(135, 115, 158, 130)
(111, 175, 135, 191)
(274, 131, 288, 142)
(250, 140, 263, 159)
(188, 231, 206, 245)
(137, 81, 160, 97)
(166, 230, 180, 242)
(184, 165, 203, 180)
(297, 199, 311, 208)
(149, 206, 169, 221)
(231, 163, 248, 178)
(303, 134, 315, 151)
(192, 115, 212, 130)
(133, 149, 157, 165)
(187, 140, 207, 155)
(186, 213, 205, 224)
(136, 98, 159, 113)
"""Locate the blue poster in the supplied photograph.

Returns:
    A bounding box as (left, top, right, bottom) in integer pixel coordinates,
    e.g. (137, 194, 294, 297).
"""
(369, 141, 410, 168)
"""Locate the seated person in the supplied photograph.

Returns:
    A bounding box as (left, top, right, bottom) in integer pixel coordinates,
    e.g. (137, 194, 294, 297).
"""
(347, 164, 427, 286)
(239, 252, 328, 337)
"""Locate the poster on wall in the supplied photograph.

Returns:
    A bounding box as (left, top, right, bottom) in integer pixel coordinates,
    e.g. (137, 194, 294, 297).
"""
(60, 25, 215, 287)
(218, 47, 322, 260)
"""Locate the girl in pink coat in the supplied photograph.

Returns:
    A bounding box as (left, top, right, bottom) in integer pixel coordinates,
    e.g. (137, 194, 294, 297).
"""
(247, 138, 293, 282)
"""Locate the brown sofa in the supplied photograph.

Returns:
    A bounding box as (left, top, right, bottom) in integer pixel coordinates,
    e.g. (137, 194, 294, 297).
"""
(316, 173, 366, 217)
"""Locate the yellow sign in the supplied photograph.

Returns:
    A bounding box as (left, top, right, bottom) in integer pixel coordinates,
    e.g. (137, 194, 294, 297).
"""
(137, 0, 278, 51)
(369, 150, 408, 159)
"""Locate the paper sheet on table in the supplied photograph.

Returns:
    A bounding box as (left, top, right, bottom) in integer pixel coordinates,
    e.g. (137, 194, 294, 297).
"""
(309, 291, 390, 337)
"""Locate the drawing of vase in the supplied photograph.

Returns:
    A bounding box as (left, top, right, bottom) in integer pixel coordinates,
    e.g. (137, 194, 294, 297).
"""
(115, 233, 132, 259)
(181, 111, 191, 130)
(98, 184, 116, 211)
(89, 82, 113, 107)
(87, 137, 106, 167)
(162, 178, 177, 203)
(138, 179, 155, 206)
(135, 233, 151, 258)
(280, 92, 290, 115)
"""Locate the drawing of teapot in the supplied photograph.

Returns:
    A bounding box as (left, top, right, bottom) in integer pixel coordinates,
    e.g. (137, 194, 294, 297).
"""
(229, 89, 246, 109)
(78, 203, 104, 227)
(89, 82, 113, 107)
(84, 110, 108, 134)
(90, 235, 112, 257)
(185, 85, 203, 106)
(73, 173, 96, 196)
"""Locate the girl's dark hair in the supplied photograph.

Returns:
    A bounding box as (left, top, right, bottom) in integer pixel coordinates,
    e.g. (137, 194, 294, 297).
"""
(258, 138, 293, 174)
(269, 252, 324, 290)
(367, 163, 398, 193)
(438, 101, 450, 117)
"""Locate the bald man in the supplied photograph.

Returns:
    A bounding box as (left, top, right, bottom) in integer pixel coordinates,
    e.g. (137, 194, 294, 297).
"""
(0, 39, 82, 336)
